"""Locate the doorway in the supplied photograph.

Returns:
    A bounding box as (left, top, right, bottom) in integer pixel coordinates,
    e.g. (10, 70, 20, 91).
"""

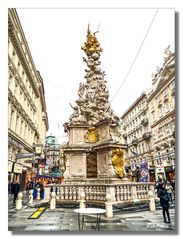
(86, 152, 97, 178)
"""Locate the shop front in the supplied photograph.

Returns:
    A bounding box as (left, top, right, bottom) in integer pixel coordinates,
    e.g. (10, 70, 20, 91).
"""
(13, 163, 23, 182)
(155, 167, 165, 181)
(164, 166, 174, 181)
(148, 167, 156, 182)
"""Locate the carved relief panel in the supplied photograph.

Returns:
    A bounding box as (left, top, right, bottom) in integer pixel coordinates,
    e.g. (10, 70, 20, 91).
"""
(70, 153, 86, 178)
(70, 128, 86, 145)
(97, 152, 108, 177)
(98, 124, 109, 142)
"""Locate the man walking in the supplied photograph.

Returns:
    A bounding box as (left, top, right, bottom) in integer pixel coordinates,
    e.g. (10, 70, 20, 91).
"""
(11, 179, 20, 204)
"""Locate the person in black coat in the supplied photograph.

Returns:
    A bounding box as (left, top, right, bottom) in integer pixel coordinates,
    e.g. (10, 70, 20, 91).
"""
(158, 182, 171, 223)
(11, 179, 20, 203)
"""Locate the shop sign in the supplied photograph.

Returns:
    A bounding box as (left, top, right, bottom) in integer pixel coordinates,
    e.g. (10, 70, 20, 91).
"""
(13, 163, 23, 173)
(8, 161, 13, 172)
(16, 153, 35, 159)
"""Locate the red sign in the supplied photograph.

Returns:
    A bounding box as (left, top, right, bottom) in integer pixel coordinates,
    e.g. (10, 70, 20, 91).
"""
(38, 164, 45, 168)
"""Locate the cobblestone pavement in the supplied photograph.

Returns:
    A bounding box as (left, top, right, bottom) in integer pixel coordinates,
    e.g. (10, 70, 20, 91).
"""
(8, 195, 176, 233)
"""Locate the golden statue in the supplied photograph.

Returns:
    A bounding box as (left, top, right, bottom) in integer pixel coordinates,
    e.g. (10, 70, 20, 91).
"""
(81, 24, 103, 55)
(84, 127, 99, 143)
(60, 149, 67, 173)
(112, 148, 125, 178)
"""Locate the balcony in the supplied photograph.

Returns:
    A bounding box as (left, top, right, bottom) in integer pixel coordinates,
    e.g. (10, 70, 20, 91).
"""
(131, 138, 138, 146)
(141, 118, 149, 126)
(157, 99, 162, 107)
(142, 132, 151, 140)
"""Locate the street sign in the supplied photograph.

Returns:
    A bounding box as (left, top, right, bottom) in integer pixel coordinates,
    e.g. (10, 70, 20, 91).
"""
(16, 153, 35, 159)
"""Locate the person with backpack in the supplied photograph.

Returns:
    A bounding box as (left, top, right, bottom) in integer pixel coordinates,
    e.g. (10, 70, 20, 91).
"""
(157, 182, 171, 223)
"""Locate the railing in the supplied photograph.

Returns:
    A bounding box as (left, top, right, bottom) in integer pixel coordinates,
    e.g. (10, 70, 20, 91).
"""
(44, 182, 155, 205)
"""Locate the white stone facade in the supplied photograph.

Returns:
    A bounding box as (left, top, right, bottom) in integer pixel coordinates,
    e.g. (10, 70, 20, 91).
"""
(8, 9, 49, 184)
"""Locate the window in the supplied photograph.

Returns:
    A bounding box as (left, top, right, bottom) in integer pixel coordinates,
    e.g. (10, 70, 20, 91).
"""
(9, 110, 14, 128)
(159, 107, 163, 117)
(14, 82, 18, 97)
(165, 101, 170, 112)
(139, 145, 141, 154)
(171, 81, 175, 90)
(15, 115, 19, 133)
(17, 61, 20, 71)
(20, 120, 24, 137)
(12, 51, 16, 62)
(24, 124, 27, 140)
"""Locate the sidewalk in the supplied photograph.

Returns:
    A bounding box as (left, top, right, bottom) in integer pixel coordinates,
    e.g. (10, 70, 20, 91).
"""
(8, 195, 176, 232)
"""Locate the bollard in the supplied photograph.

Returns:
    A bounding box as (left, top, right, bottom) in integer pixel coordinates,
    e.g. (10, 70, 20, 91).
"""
(105, 194, 113, 218)
(79, 192, 86, 209)
(16, 192, 23, 210)
(28, 190, 34, 204)
(148, 190, 156, 212)
(50, 192, 56, 210)
(36, 188, 41, 200)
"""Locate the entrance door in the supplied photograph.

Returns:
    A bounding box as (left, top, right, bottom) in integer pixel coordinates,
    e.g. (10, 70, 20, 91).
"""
(86, 152, 97, 178)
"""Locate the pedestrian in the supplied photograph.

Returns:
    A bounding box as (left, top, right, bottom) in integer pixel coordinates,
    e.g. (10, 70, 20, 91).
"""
(157, 182, 171, 223)
(10, 181, 15, 195)
(11, 179, 20, 204)
(166, 181, 173, 204)
(25, 181, 30, 193)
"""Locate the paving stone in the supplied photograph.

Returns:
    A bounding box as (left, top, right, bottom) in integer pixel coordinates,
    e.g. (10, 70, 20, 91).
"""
(9, 226, 27, 231)
(25, 224, 61, 231)
(8, 194, 175, 232)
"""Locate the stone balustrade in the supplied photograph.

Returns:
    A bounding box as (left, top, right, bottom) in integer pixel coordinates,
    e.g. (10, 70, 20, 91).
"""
(44, 182, 155, 205)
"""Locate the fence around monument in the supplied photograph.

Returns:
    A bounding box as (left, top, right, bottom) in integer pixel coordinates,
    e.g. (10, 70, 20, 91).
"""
(44, 182, 155, 205)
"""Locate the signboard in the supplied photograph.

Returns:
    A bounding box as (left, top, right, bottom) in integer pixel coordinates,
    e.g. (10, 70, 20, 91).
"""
(16, 153, 35, 159)
(8, 161, 13, 172)
(139, 160, 148, 182)
(13, 163, 23, 174)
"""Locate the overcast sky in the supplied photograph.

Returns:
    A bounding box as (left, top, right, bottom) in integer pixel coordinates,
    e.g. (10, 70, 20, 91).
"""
(16, 8, 174, 143)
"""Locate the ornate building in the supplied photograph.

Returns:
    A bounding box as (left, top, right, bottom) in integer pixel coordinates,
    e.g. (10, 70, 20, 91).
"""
(8, 9, 49, 188)
(121, 47, 175, 182)
(121, 91, 153, 182)
(147, 47, 175, 182)
(45, 135, 62, 176)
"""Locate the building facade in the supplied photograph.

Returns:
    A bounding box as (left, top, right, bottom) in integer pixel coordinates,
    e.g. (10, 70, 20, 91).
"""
(8, 9, 49, 189)
(147, 50, 175, 182)
(121, 48, 175, 182)
(121, 92, 153, 182)
(45, 135, 62, 176)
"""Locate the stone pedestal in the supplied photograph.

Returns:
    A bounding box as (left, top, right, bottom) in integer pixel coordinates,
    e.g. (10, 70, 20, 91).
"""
(105, 202, 113, 218)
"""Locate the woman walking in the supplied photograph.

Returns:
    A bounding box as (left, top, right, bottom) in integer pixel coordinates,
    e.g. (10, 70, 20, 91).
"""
(158, 182, 171, 223)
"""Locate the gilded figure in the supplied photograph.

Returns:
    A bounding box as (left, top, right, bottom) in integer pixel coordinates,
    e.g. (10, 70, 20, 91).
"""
(84, 127, 99, 143)
(112, 148, 125, 178)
